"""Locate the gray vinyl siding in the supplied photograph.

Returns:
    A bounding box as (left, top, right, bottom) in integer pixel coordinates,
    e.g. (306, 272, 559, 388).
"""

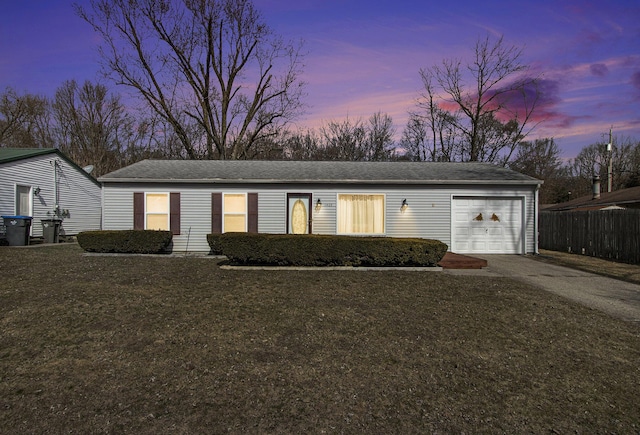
(55, 157, 102, 235)
(309, 187, 451, 241)
(311, 191, 336, 235)
(0, 154, 101, 237)
(101, 183, 538, 254)
(257, 191, 286, 234)
(101, 185, 134, 232)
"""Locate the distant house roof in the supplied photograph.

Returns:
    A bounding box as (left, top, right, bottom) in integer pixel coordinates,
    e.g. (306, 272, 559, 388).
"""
(0, 147, 59, 164)
(542, 185, 640, 211)
(99, 160, 542, 185)
(0, 148, 101, 187)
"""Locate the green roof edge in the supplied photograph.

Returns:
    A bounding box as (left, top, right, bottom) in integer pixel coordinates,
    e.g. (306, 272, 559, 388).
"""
(0, 148, 101, 188)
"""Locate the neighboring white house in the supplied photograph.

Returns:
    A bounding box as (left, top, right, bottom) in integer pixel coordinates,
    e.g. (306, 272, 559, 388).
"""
(0, 148, 102, 238)
(99, 160, 543, 255)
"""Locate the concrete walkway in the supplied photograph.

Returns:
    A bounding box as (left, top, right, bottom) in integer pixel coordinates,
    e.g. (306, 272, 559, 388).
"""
(445, 254, 640, 323)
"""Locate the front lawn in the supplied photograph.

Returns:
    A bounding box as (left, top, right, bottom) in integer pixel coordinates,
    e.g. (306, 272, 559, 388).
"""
(0, 245, 638, 433)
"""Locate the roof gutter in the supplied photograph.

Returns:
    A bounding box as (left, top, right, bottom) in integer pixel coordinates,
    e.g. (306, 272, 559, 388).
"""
(98, 177, 542, 186)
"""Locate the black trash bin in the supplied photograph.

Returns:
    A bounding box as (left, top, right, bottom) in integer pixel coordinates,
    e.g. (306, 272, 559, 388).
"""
(41, 218, 63, 244)
(2, 215, 33, 246)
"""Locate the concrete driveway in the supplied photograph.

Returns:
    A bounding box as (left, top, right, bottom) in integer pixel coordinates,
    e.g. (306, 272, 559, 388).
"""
(445, 255, 640, 323)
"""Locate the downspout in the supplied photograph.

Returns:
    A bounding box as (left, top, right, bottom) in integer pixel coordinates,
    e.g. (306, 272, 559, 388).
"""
(534, 183, 541, 255)
(52, 159, 60, 216)
(100, 182, 104, 231)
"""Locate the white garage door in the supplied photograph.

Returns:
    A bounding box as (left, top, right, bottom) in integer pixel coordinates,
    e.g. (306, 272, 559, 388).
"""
(452, 197, 524, 254)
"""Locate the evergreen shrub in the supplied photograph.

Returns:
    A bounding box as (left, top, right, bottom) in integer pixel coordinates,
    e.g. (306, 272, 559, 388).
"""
(77, 230, 173, 254)
(207, 233, 447, 267)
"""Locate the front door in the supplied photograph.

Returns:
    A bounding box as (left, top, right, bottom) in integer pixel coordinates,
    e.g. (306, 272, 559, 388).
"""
(287, 193, 312, 234)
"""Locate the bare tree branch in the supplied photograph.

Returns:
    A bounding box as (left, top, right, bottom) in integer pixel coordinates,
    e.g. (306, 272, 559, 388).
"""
(410, 35, 539, 163)
(75, 0, 306, 160)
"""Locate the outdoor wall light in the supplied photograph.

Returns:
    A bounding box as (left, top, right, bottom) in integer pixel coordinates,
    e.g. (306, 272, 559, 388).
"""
(401, 199, 408, 212)
(33, 186, 41, 196)
(315, 198, 322, 211)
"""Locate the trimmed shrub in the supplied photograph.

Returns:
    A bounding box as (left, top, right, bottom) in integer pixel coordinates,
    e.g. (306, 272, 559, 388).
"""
(77, 230, 173, 254)
(207, 233, 447, 267)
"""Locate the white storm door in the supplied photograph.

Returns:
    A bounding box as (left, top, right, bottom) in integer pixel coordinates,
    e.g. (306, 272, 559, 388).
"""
(287, 193, 311, 234)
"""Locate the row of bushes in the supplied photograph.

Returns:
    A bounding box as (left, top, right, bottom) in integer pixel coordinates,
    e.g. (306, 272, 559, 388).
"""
(208, 233, 447, 267)
(77, 230, 173, 254)
(76, 230, 448, 267)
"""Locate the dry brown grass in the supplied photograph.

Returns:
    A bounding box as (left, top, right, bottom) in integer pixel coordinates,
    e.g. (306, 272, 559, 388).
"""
(1, 244, 639, 433)
(537, 249, 640, 285)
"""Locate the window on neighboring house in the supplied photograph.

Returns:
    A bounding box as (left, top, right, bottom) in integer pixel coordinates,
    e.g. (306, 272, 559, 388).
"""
(134, 192, 180, 234)
(223, 193, 247, 232)
(337, 194, 385, 234)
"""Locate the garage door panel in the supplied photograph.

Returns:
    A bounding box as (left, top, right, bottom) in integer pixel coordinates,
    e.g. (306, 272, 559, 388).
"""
(471, 227, 487, 236)
(471, 240, 487, 251)
(502, 212, 520, 222)
(488, 241, 503, 251)
(488, 227, 503, 236)
(455, 212, 470, 222)
(455, 241, 470, 251)
(455, 227, 469, 236)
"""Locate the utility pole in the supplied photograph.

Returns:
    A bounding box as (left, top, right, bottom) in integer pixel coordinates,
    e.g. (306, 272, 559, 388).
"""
(607, 127, 613, 193)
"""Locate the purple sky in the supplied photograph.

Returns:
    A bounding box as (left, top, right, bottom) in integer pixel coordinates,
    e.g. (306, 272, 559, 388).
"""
(1, 0, 639, 159)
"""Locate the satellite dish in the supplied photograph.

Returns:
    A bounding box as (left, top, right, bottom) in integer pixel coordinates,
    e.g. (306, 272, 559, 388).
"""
(83, 165, 94, 174)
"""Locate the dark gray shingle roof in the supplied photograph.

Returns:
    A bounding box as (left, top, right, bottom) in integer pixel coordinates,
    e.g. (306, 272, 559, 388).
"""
(99, 160, 541, 185)
(542, 185, 640, 211)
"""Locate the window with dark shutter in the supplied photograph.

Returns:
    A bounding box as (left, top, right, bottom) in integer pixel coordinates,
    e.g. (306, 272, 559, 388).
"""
(135, 192, 180, 233)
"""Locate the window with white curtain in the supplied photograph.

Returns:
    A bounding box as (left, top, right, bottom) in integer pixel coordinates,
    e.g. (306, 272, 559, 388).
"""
(337, 194, 385, 234)
(146, 193, 169, 231)
(223, 193, 247, 232)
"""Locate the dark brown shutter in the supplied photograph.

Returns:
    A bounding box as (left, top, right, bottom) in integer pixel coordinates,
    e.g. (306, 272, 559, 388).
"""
(170, 192, 180, 235)
(248, 193, 258, 233)
(133, 192, 144, 230)
(211, 193, 222, 234)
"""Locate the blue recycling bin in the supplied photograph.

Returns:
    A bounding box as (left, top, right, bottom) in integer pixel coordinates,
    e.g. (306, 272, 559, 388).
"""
(2, 215, 32, 246)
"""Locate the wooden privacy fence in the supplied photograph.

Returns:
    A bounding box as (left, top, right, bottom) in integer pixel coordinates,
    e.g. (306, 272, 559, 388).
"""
(539, 209, 640, 264)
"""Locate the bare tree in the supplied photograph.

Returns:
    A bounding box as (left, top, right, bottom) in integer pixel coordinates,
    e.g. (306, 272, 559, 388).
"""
(75, 0, 305, 160)
(52, 80, 139, 177)
(319, 118, 367, 161)
(400, 114, 428, 162)
(401, 111, 459, 162)
(406, 69, 461, 161)
(364, 111, 396, 161)
(316, 113, 396, 161)
(510, 138, 569, 203)
(416, 35, 539, 163)
(569, 136, 640, 195)
(628, 140, 640, 187)
(0, 88, 52, 148)
(281, 130, 321, 160)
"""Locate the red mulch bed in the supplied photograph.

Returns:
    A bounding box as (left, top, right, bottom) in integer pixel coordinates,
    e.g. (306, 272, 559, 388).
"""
(438, 252, 488, 269)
